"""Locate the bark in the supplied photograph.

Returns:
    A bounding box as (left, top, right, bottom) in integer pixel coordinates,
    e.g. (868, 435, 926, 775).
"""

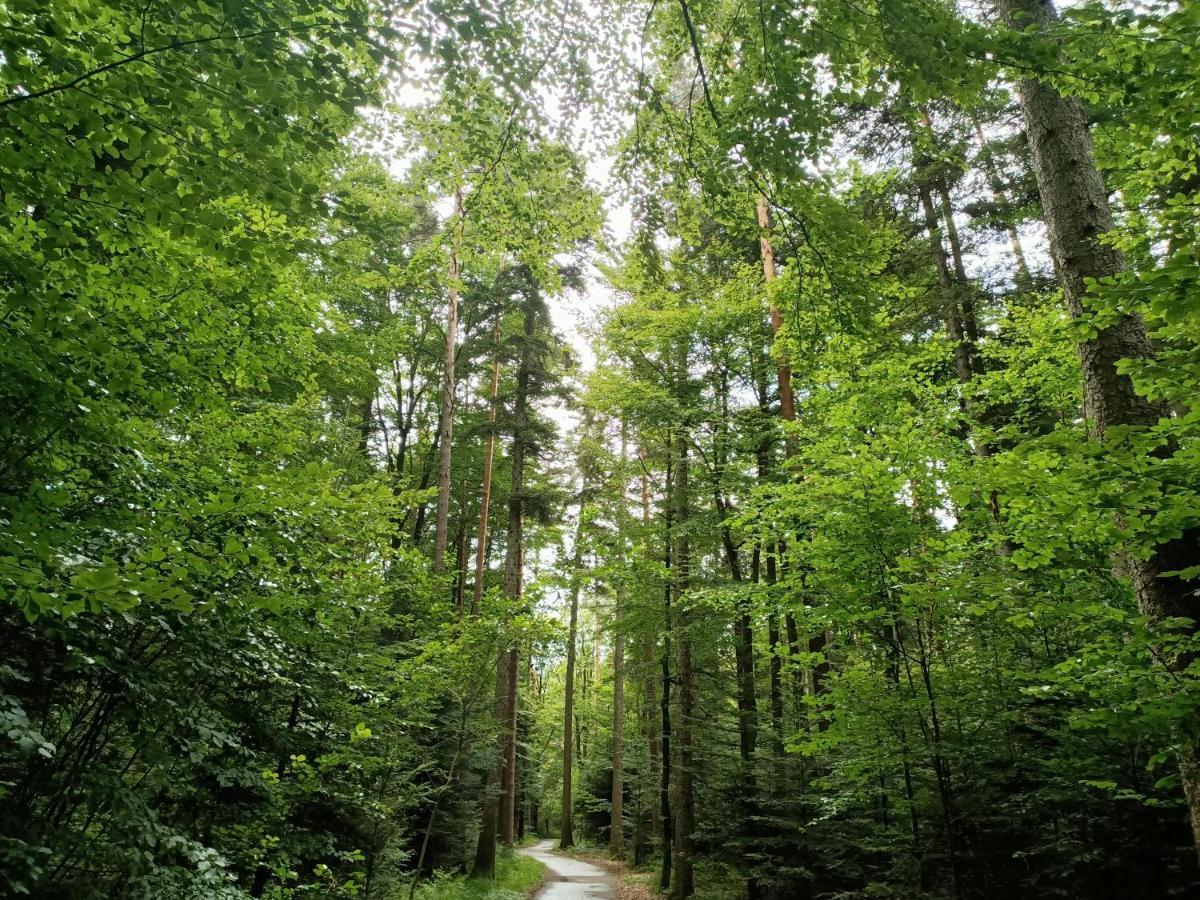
(476, 287, 535, 871)
(936, 182, 982, 348)
(642, 458, 663, 842)
(972, 119, 1033, 291)
(472, 320, 502, 616)
(659, 437, 674, 894)
(758, 195, 829, 710)
(560, 516, 583, 849)
(713, 365, 759, 769)
(611, 617, 625, 856)
(356, 395, 374, 459)
(645, 636, 663, 840)
(472, 671, 503, 877)
(756, 194, 796, 426)
(453, 519, 468, 614)
(611, 430, 627, 858)
(918, 182, 975, 389)
(432, 187, 463, 573)
(499, 301, 536, 850)
(671, 420, 694, 899)
(997, 0, 1200, 854)
(915, 128, 1012, 537)
(499, 645, 519, 847)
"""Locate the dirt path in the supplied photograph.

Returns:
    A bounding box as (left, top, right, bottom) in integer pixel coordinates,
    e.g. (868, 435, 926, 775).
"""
(517, 840, 614, 900)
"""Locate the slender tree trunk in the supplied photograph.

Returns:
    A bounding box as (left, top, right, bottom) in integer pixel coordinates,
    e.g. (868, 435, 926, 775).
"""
(756, 194, 797, 425)
(499, 645, 519, 847)
(476, 289, 535, 874)
(499, 302, 536, 850)
(671, 420, 694, 899)
(758, 194, 829, 716)
(971, 120, 1033, 291)
(997, 0, 1200, 854)
(560, 515, 583, 849)
(659, 437, 673, 894)
(715, 365, 759, 770)
(645, 636, 662, 840)
(936, 182, 983, 351)
(766, 600, 786, 766)
(453, 519, 468, 614)
(914, 131, 1014, 540)
(357, 395, 374, 458)
(611, 430, 627, 858)
(642, 458, 663, 842)
(472, 320, 502, 616)
(919, 182, 975, 389)
(473, 666, 504, 878)
(611, 617, 625, 856)
(433, 187, 463, 573)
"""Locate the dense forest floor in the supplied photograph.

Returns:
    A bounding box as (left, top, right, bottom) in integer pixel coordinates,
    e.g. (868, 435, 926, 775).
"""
(3, 0, 1200, 898)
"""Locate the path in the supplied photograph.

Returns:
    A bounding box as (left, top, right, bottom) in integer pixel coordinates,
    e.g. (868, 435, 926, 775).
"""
(517, 839, 614, 900)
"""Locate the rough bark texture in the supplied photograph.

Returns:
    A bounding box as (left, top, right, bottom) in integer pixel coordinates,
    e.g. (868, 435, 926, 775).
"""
(998, 0, 1200, 856)
(432, 187, 463, 573)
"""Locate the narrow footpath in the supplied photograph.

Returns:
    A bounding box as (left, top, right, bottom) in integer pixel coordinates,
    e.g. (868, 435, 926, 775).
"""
(517, 840, 614, 900)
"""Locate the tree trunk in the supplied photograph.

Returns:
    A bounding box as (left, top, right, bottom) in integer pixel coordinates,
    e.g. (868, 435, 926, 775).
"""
(671, 427, 694, 900)
(499, 300, 536, 850)
(499, 645, 519, 847)
(918, 182, 975, 389)
(432, 187, 463, 573)
(560, 514, 583, 849)
(611, 618, 625, 856)
(643, 458, 663, 842)
(714, 364, 759, 770)
(756, 194, 797, 426)
(453, 519, 468, 614)
(758, 194, 829, 712)
(997, 0, 1200, 854)
(472, 320, 502, 616)
(611, 430, 627, 858)
(476, 285, 535, 873)
(971, 120, 1033, 291)
(659, 437, 674, 894)
(473, 667, 504, 878)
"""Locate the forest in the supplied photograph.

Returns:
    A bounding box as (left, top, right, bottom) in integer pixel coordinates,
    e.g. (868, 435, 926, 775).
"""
(2, 0, 1199, 898)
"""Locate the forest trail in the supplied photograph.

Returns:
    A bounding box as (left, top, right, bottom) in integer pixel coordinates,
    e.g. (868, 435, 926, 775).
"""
(518, 840, 614, 899)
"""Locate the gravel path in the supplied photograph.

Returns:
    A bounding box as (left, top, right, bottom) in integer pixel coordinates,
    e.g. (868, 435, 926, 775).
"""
(517, 840, 614, 900)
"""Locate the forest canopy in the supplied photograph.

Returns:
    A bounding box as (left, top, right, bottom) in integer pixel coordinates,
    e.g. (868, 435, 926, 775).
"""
(2, 0, 1199, 898)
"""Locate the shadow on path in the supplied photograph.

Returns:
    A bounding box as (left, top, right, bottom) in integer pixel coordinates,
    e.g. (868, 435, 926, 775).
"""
(517, 840, 614, 900)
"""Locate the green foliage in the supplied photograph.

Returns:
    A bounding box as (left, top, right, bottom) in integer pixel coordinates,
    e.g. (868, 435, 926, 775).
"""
(5, 0, 1200, 898)
(415, 852, 544, 900)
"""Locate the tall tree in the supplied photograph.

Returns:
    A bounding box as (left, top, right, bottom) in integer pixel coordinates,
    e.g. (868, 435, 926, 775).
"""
(996, 0, 1200, 853)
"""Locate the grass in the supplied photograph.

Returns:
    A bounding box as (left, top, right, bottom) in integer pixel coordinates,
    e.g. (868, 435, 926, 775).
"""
(413, 852, 547, 900)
